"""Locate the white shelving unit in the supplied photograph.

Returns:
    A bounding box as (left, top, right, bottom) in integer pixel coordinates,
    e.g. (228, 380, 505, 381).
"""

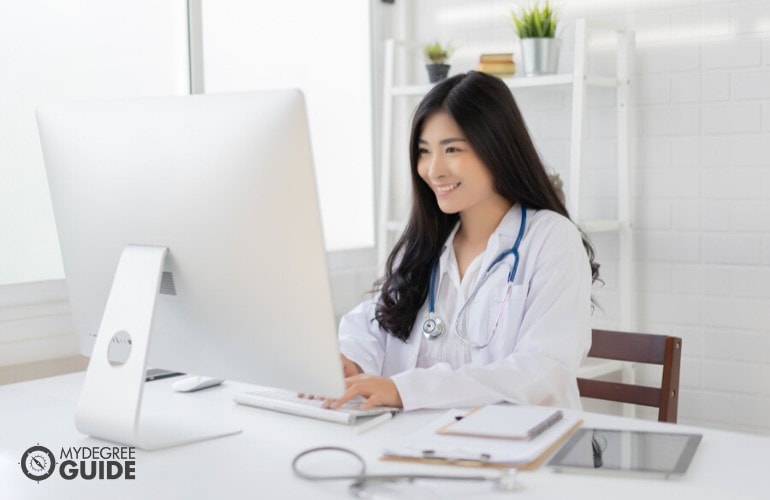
(377, 18, 635, 329)
(376, 20, 636, 403)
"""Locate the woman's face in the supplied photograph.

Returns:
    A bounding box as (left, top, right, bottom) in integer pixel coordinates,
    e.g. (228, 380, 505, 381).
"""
(417, 110, 505, 217)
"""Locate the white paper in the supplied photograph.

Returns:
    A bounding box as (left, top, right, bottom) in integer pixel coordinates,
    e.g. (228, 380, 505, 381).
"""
(383, 409, 581, 465)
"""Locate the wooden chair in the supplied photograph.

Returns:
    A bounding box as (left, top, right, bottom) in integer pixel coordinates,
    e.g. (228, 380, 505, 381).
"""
(577, 329, 682, 423)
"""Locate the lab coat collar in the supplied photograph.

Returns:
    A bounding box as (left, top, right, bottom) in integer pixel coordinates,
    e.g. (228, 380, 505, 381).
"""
(437, 204, 527, 284)
(437, 222, 461, 284)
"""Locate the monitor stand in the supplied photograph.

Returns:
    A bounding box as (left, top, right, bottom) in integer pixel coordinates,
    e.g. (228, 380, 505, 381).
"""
(75, 245, 242, 450)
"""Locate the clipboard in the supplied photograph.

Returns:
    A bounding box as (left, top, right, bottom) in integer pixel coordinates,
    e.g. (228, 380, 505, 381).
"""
(437, 405, 564, 440)
(380, 408, 583, 470)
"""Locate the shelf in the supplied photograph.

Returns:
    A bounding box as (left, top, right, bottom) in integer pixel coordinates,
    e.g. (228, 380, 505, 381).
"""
(580, 219, 622, 233)
(503, 73, 576, 88)
(390, 74, 620, 97)
(501, 74, 619, 89)
(387, 218, 620, 234)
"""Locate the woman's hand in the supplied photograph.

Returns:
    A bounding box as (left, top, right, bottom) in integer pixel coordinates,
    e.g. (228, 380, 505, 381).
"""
(298, 354, 364, 402)
(326, 374, 403, 410)
(340, 353, 363, 378)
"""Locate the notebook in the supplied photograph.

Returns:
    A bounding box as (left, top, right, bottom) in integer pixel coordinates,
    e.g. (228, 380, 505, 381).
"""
(438, 405, 564, 440)
(233, 388, 399, 424)
(382, 407, 582, 470)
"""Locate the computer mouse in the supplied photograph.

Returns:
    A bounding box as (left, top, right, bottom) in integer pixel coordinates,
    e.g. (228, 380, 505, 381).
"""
(171, 376, 225, 392)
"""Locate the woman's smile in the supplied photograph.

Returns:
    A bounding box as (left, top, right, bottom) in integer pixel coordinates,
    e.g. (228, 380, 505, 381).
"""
(417, 110, 508, 219)
(434, 182, 461, 195)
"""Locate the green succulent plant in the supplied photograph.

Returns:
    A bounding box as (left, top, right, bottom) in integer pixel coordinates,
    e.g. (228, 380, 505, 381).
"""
(423, 41, 454, 64)
(512, 1, 559, 39)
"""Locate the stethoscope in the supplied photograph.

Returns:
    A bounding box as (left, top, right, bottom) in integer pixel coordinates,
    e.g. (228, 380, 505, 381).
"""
(292, 446, 519, 497)
(422, 207, 527, 349)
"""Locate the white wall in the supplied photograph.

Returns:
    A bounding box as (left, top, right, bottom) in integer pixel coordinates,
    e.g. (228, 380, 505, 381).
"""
(0, 0, 190, 286)
(398, 0, 770, 434)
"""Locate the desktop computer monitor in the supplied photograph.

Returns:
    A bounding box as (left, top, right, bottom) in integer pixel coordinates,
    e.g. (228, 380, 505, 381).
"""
(37, 90, 346, 449)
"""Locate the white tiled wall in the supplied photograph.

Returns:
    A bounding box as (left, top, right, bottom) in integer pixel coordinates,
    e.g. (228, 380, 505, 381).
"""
(393, 0, 770, 434)
(328, 248, 380, 322)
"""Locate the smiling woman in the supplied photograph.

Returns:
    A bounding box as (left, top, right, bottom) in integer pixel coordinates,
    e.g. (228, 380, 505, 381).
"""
(416, 110, 513, 277)
(333, 71, 600, 413)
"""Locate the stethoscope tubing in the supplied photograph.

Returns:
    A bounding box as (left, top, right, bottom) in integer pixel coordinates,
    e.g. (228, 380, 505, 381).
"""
(292, 446, 508, 485)
(424, 207, 527, 348)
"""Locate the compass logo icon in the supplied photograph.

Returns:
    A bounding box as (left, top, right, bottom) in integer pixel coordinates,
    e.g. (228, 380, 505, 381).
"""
(20, 444, 57, 482)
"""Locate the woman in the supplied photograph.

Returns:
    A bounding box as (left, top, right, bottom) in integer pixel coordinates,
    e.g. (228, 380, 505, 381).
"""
(330, 71, 599, 412)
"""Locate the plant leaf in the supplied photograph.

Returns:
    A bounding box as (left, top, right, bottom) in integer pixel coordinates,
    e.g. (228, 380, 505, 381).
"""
(512, 1, 558, 38)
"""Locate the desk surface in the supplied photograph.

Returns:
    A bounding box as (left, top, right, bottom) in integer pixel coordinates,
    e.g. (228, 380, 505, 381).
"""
(1, 372, 768, 500)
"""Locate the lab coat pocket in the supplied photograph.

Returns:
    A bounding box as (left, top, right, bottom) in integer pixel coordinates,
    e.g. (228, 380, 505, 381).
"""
(485, 284, 528, 352)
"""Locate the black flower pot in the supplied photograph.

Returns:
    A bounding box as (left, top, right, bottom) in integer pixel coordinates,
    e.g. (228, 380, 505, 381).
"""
(426, 63, 450, 83)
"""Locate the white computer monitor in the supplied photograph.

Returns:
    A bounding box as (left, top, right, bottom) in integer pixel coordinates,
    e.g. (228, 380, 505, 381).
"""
(37, 90, 345, 449)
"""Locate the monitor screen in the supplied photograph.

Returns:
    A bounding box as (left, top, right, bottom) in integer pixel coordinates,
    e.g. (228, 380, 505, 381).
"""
(37, 90, 345, 399)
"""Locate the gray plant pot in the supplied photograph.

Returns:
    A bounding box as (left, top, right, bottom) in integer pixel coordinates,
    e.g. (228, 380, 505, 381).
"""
(520, 38, 561, 76)
(426, 63, 450, 83)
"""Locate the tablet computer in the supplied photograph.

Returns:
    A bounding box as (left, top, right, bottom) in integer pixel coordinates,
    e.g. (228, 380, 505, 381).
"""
(547, 428, 702, 478)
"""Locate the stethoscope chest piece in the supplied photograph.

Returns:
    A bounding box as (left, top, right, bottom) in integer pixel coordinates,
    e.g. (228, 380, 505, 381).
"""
(422, 315, 445, 339)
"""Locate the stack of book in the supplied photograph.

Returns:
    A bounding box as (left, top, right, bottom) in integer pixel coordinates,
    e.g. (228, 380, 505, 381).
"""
(476, 53, 516, 78)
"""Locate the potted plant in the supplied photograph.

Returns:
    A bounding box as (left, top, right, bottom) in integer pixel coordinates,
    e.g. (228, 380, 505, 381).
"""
(512, 1, 561, 76)
(423, 41, 454, 83)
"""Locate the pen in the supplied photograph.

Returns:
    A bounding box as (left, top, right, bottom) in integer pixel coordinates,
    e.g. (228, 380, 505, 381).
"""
(527, 410, 563, 440)
(354, 412, 394, 435)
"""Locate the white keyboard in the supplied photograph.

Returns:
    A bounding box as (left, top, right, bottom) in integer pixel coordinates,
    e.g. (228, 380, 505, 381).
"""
(233, 388, 400, 424)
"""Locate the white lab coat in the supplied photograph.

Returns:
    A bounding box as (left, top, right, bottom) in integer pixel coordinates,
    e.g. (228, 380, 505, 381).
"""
(338, 205, 592, 411)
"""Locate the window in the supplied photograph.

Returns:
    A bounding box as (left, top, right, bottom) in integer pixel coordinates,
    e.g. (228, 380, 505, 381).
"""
(0, 1, 374, 286)
(200, 0, 375, 250)
(0, 0, 189, 285)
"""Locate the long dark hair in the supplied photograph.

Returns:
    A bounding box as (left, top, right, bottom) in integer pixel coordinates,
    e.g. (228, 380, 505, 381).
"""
(375, 71, 600, 341)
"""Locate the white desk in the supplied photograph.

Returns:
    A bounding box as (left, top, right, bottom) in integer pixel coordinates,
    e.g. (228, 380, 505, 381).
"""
(1, 372, 767, 500)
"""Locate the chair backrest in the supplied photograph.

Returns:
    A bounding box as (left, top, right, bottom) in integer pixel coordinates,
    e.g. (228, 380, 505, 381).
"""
(577, 329, 682, 423)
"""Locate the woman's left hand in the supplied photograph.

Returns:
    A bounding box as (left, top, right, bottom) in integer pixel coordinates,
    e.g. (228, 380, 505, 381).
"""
(326, 374, 403, 410)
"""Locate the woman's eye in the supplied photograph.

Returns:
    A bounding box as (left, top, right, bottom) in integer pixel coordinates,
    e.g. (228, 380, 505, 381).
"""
(445, 146, 460, 153)
(418, 148, 430, 156)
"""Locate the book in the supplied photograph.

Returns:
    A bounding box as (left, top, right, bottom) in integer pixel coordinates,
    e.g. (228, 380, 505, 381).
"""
(476, 62, 516, 76)
(479, 52, 514, 63)
(438, 405, 564, 440)
(476, 53, 516, 76)
(381, 407, 582, 470)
